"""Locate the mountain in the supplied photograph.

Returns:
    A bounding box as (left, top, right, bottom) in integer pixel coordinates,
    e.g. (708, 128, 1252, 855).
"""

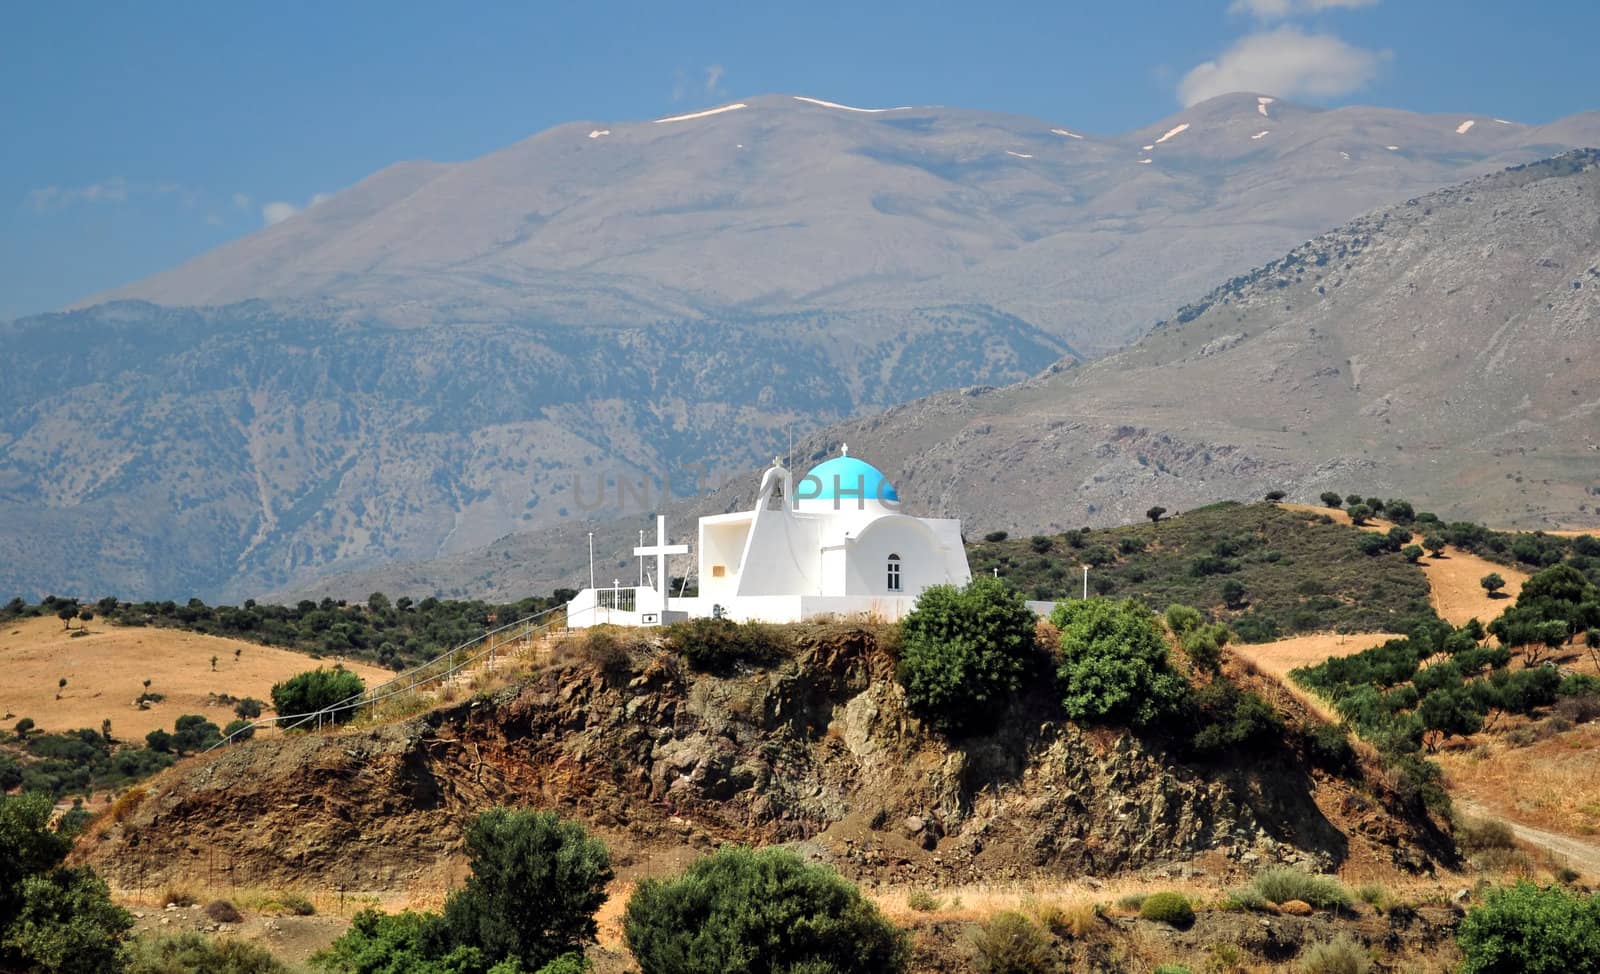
(9, 94, 1600, 602)
(87, 92, 1600, 357)
(296, 152, 1600, 602)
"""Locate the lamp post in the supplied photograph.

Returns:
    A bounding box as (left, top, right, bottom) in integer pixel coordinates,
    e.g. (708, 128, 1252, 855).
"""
(588, 532, 595, 591)
(1082, 565, 1089, 600)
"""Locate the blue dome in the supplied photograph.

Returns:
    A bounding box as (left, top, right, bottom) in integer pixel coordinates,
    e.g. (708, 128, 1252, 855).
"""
(797, 454, 899, 503)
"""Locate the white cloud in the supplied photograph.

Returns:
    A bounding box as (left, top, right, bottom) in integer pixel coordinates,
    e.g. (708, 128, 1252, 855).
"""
(261, 201, 299, 225)
(25, 177, 130, 211)
(704, 64, 725, 94)
(1228, 0, 1379, 18)
(260, 190, 332, 227)
(232, 192, 252, 211)
(1178, 27, 1388, 106)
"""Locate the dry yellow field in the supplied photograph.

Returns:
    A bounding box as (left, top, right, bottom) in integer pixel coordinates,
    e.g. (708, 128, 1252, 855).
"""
(0, 616, 392, 739)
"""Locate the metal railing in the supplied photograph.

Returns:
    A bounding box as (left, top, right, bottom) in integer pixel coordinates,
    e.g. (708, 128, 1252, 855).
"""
(207, 604, 566, 750)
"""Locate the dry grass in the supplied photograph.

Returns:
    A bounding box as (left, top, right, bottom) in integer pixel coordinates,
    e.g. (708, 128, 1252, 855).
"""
(0, 616, 391, 738)
(1437, 720, 1600, 836)
(1230, 631, 1402, 724)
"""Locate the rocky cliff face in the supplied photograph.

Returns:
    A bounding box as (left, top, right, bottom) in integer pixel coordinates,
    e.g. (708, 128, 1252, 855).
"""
(79, 624, 1443, 895)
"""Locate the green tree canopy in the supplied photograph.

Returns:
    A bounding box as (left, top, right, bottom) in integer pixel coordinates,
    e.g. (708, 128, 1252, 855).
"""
(1051, 599, 1190, 727)
(623, 846, 908, 974)
(895, 576, 1038, 735)
(270, 667, 365, 722)
(441, 809, 613, 972)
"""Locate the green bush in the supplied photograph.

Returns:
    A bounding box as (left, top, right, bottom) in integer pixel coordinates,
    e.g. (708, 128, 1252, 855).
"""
(1299, 934, 1371, 974)
(970, 910, 1053, 974)
(270, 667, 365, 722)
(897, 577, 1038, 734)
(1, 792, 133, 973)
(317, 808, 607, 974)
(1154, 966, 1192, 974)
(1250, 867, 1352, 910)
(1456, 817, 1516, 854)
(1052, 599, 1190, 727)
(441, 809, 612, 971)
(1458, 883, 1600, 973)
(623, 846, 908, 974)
(1138, 892, 1194, 927)
(128, 932, 290, 973)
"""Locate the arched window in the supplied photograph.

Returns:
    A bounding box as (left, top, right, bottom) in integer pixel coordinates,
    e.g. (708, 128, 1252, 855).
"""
(886, 553, 902, 592)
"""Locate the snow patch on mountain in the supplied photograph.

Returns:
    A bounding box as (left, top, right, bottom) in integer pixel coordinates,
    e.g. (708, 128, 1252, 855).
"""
(588, 130, 610, 139)
(1154, 123, 1190, 145)
(1005, 151, 1033, 159)
(792, 96, 910, 113)
(1258, 96, 1274, 118)
(655, 103, 748, 124)
(1050, 128, 1084, 139)
(1251, 130, 1269, 140)
(1456, 120, 1476, 134)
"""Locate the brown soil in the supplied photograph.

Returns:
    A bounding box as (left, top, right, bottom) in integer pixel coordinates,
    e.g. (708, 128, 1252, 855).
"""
(0, 617, 391, 739)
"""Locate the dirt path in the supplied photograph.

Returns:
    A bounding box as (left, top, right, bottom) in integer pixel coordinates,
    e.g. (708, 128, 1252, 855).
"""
(1282, 503, 1529, 625)
(1455, 798, 1600, 878)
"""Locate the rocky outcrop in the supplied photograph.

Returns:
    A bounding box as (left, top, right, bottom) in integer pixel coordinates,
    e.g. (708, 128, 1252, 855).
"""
(78, 623, 1442, 893)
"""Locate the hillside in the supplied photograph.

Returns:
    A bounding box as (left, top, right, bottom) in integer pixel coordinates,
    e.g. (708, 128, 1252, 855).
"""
(0, 615, 391, 741)
(79, 622, 1448, 899)
(8, 95, 1600, 603)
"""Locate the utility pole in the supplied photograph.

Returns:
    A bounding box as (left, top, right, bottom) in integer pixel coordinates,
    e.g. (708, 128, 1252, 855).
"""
(638, 528, 645, 587)
(588, 532, 595, 591)
(1082, 565, 1089, 600)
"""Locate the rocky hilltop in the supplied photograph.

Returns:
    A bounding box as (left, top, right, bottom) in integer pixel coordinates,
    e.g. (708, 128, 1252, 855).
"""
(80, 624, 1445, 898)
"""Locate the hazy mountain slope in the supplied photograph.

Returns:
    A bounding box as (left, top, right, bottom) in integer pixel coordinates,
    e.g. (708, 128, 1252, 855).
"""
(300, 153, 1600, 601)
(812, 151, 1600, 533)
(0, 303, 1060, 601)
(87, 93, 1600, 356)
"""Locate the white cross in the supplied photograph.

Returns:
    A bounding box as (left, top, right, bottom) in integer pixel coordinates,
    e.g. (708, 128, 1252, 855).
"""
(633, 514, 689, 614)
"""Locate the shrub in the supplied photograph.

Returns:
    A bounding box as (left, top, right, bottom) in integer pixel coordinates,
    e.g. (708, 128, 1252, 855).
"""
(897, 577, 1038, 734)
(1299, 934, 1371, 974)
(127, 932, 290, 974)
(1458, 882, 1600, 973)
(1029, 535, 1053, 553)
(1457, 817, 1517, 853)
(270, 667, 365, 723)
(1190, 680, 1281, 755)
(234, 697, 265, 720)
(1154, 967, 1193, 974)
(906, 890, 942, 912)
(664, 618, 782, 673)
(1251, 867, 1352, 910)
(1320, 492, 1343, 508)
(271, 893, 316, 917)
(1, 792, 132, 974)
(984, 531, 1009, 543)
(441, 808, 613, 971)
(1052, 599, 1190, 727)
(624, 846, 908, 974)
(205, 899, 244, 924)
(970, 910, 1053, 974)
(162, 886, 198, 907)
(1138, 892, 1194, 927)
(223, 719, 256, 743)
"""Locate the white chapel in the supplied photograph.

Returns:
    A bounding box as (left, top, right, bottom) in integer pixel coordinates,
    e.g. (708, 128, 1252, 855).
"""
(565, 447, 972, 627)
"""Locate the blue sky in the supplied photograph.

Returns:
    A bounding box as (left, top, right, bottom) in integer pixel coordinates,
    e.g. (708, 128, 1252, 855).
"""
(3, 0, 1596, 320)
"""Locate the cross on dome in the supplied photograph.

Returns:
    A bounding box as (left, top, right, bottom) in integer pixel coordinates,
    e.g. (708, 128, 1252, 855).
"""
(841, 443, 849, 456)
